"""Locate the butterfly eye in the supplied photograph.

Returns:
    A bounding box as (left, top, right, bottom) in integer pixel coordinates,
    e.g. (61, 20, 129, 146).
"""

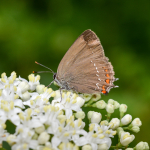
(53, 73, 57, 79)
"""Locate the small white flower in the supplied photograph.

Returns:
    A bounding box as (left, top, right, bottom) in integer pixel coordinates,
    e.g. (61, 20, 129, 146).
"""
(28, 74, 40, 91)
(135, 141, 149, 150)
(76, 97, 85, 107)
(38, 105, 61, 134)
(73, 123, 115, 150)
(125, 148, 134, 150)
(106, 103, 115, 113)
(131, 126, 140, 133)
(96, 100, 106, 109)
(11, 129, 38, 150)
(17, 108, 42, 129)
(0, 72, 20, 90)
(121, 114, 132, 125)
(91, 112, 102, 124)
(119, 104, 127, 113)
(98, 143, 109, 150)
(38, 131, 50, 144)
(17, 81, 30, 94)
(51, 117, 86, 149)
(0, 88, 24, 108)
(52, 92, 82, 119)
(120, 132, 135, 146)
(36, 84, 45, 94)
(114, 101, 120, 109)
(0, 100, 22, 125)
(131, 118, 142, 127)
(82, 144, 92, 150)
(75, 111, 85, 119)
(35, 125, 45, 134)
(109, 118, 120, 129)
(40, 87, 55, 100)
(21, 91, 30, 101)
(23, 89, 53, 114)
(108, 99, 115, 104)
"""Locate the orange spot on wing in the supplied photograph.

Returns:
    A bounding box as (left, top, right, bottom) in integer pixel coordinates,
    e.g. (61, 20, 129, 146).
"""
(102, 85, 108, 94)
(102, 90, 107, 94)
(106, 79, 109, 84)
(106, 74, 110, 77)
(102, 85, 105, 90)
(105, 69, 108, 72)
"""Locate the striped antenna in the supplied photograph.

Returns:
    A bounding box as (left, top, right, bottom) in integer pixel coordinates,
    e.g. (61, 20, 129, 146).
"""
(35, 61, 55, 74)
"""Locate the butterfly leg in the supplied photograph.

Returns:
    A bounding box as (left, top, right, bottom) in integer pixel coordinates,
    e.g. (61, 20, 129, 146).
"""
(46, 80, 54, 88)
(59, 87, 63, 102)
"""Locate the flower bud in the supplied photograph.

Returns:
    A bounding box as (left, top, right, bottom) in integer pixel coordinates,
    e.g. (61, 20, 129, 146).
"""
(114, 101, 120, 109)
(117, 127, 124, 138)
(96, 100, 106, 109)
(119, 104, 127, 113)
(106, 103, 115, 113)
(91, 112, 102, 124)
(135, 141, 149, 150)
(131, 118, 142, 127)
(91, 93, 101, 101)
(98, 143, 108, 150)
(38, 132, 50, 144)
(35, 125, 45, 134)
(121, 114, 132, 125)
(131, 126, 140, 133)
(76, 97, 85, 107)
(18, 81, 30, 93)
(108, 99, 115, 104)
(88, 111, 94, 120)
(82, 144, 92, 150)
(75, 111, 85, 119)
(120, 132, 135, 146)
(125, 148, 133, 150)
(22, 91, 30, 101)
(82, 93, 92, 101)
(109, 118, 120, 129)
(36, 84, 45, 94)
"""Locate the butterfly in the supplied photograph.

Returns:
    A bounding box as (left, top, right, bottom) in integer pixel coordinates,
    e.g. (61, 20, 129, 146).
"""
(52, 29, 118, 94)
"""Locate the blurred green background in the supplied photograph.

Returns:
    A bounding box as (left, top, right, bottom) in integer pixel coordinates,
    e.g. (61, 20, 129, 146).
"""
(0, 0, 150, 147)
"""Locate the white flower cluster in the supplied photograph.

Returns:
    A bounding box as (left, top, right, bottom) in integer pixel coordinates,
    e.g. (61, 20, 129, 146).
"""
(0, 72, 149, 150)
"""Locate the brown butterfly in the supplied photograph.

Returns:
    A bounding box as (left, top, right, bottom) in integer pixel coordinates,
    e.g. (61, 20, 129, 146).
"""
(53, 29, 118, 94)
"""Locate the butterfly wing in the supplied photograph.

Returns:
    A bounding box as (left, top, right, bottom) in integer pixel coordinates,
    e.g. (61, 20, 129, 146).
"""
(57, 29, 117, 94)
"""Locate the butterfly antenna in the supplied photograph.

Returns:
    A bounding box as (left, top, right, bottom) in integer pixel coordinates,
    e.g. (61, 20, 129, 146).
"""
(35, 61, 55, 74)
(33, 71, 53, 74)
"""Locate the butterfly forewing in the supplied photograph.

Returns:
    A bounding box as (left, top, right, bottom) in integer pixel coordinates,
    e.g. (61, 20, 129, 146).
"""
(56, 29, 116, 94)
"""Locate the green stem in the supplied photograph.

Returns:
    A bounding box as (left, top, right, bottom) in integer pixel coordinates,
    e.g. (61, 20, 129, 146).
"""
(106, 113, 111, 121)
(84, 99, 95, 107)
